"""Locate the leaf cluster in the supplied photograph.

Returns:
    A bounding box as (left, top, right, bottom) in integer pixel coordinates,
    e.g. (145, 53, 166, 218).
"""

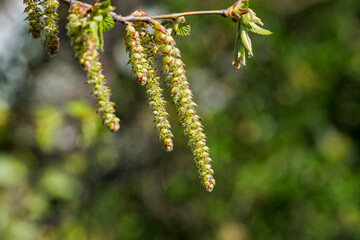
(92, 0, 115, 50)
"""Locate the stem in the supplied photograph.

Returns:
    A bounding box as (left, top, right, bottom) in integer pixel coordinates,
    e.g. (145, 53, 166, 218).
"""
(140, 10, 228, 20)
(59, 0, 228, 24)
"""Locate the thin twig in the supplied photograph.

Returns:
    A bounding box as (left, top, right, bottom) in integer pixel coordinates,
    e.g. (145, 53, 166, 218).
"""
(59, 0, 228, 24)
(152, 10, 228, 19)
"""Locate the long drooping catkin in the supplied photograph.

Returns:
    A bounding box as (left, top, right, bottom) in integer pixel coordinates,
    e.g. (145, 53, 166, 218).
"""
(66, 3, 120, 132)
(152, 21, 215, 192)
(125, 21, 174, 152)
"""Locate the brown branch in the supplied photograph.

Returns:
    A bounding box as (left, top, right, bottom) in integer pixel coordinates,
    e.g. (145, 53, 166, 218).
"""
(152, 10, 228, 19)
(59, 0, 228, 24)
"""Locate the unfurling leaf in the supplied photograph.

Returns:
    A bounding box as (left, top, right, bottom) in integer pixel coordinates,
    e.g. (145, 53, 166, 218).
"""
(177, 22, 191, 36)
(96, 13, 114, 50)
(100, 13, 114, 32)
(92, 0, 114, 14)
(162, 18, 190, 36)
(97, 23, 104, 50)
(242, 9, 263, 25)
(232, 21, 246, 70)
(240, 21, 252, 56)
(92, 1, 115, 50)
(98, 0, 111, 10)
(243, 20, 272, 35)
(229, 0, 272, 68)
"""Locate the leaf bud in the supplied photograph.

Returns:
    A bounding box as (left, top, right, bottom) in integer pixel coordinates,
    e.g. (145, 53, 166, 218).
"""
(241, 24, 253, 56)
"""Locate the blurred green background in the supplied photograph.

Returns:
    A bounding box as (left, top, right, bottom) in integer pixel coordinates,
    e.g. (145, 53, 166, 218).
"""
(0, 0, 360, 239)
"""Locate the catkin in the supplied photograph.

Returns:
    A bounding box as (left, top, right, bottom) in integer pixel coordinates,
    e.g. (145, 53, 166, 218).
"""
(66, 3, 120, 132)
(125, 21, 174, 151)
(24, 0, 44, 39)
(42, 0, 60, 56)
(152, 21, 215, 192)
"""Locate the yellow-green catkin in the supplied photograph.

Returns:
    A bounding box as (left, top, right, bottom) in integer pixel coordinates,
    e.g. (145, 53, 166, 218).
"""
(42, 0, 60, 56)
(124, 24, 148, 86)
(23, 0, 44, 39)
(66, 3, 120, 132)
(152, 21, 215, 192)
(125, 18, 174, 152)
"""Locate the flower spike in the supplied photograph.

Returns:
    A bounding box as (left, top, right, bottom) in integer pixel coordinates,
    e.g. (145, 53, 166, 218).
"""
(152, 21, 216, 192)
(23, 0, 44, 39)
(42, 0, 61, 56)
(125, 11, 174, 151)
(66, 2, 120, 132)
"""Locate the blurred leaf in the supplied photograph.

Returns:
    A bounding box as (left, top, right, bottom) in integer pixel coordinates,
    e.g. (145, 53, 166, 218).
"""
(35, 105, 63, 152)
(0, 100, 9, 127)
(39, 168, 79, 200)
(66, 100, 101, 146)
(6, 220, 38, 240)
(66, 100, 92, 119)
(317, 128, 353, 163)
(164, 173, 191, 201)
(23, 192, 49, 221)
(63, 153, 88, 175)
(0, 154, 27, 187)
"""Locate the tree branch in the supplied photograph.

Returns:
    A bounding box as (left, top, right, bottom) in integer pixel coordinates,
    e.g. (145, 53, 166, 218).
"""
(59, 0, 228, 24)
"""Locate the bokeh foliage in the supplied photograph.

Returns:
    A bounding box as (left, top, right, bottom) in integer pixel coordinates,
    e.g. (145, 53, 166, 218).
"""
(0, 0, 360, 239)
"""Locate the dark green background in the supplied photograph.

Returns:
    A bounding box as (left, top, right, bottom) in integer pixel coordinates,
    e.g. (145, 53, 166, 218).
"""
(0, 0, 359, 239)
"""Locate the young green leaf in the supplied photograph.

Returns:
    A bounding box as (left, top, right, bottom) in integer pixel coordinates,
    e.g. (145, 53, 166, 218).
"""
(232, 21, 246, 69)
(243, 20, 272, 35)
(97, 22, 104, 50)
(161, 19, 191, 36)
(177, 22, 191, 36)
(92, 0, 113, 14)
(94, 12, 115, 50)
(100, 13, 114, 32)
(98, 0, 111, 10)
(240, 22, 252, 56)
